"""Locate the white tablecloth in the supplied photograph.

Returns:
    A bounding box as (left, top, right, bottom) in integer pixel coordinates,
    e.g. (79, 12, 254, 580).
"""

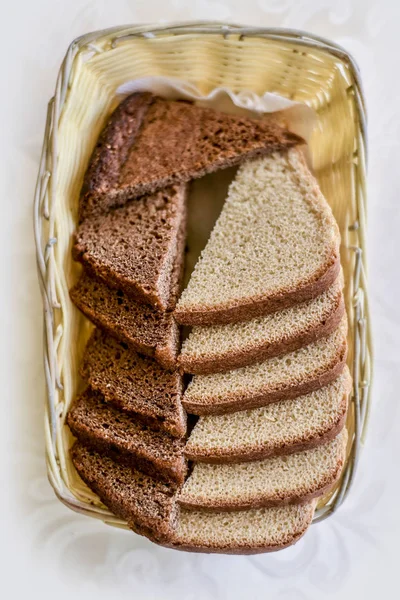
(2, 1, 399, 599)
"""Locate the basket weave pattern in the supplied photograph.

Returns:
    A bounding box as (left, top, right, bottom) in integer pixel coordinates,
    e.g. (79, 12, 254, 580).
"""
(33, 23, 371, 528)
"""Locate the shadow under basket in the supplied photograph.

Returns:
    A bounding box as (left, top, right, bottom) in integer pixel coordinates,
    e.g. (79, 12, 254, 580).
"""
(33, 22, 372, 529)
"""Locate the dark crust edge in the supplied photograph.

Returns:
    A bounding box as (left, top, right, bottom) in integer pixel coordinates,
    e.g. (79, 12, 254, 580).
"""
(78, 368, 186, 440)
(179, 292, 345, 375)
(182, 341, 348, 416)
(175, 253, 341, 326)
(70, 442, 177, 541)
(111, 131, 303, 201)
(178, 432, 347, 510)
(184, 381, 350, 464)
(67, 412, 187, 486)
(79, 93, 304, 220)
(77, 329, 187, 439)
(74, 184, 188, 312)
(157, 504, 315, 555)
(69, 280, 180, 371)
(79, 92, 155, 222)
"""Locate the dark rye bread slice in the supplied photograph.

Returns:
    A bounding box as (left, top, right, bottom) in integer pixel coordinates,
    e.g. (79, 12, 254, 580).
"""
(179, 273, 345, 375)
(185, 368, 351, 463)
(79, 329, 186, 438)
(67, 388, 187, 484)
(73, 184, 188, 311)
(70, 273, 180, 371)
(71, 442, 178, 543)
(71, 443, 315, 554)
(79, 92, 303, 220)
(182, 315, 348, 416)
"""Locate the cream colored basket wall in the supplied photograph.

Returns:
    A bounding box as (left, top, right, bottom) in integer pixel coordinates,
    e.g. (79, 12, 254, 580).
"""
(33, 22, 371, 528)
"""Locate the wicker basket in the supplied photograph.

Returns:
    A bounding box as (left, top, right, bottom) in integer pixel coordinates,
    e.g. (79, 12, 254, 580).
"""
(33, 22, 371, 528)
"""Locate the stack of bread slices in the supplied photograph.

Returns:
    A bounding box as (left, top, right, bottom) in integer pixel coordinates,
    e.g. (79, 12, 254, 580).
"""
(68, 93, 350, 554)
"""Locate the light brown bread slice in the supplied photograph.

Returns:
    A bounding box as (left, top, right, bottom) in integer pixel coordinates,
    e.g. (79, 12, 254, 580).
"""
(185, 368, 351, 463)
(183, 315, 348, 415)
(79, 92, 302, 220)
(179, 273, 345, 374)
(175, 149, 340, 326)
(67, 388, 187, 484)
(71, 443, 315, 553)
(71, 442, 179, 543)
(169, 502, 316, 554)
(79, 329, 186, 437)
(179, 430, 347, 510)
(70, 273, 180, 371)
(73, 184, 187, 311)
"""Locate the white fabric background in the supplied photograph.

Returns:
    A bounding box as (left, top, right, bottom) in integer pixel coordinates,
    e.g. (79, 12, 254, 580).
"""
(2, 1, 399, 599)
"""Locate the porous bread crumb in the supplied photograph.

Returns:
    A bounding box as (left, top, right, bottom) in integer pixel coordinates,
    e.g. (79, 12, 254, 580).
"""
(79, 329, 186, 437)
(80, 93, 303, 220)
(74, 185, 187, 310)
(185, 368, 351, 461)
(179, 272, 344, 373)
(174, 502, 316, 551)
(67, 387, 187, 484)
(176, 149, 340, 324)
(70, 273, 180, 370)
(183, 316, 348, 414)
(179, 430, 347, 509)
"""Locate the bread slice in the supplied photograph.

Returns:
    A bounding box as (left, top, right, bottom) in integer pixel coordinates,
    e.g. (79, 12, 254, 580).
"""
(175, 150, 340, 326)
(79, 329, 186, 437)
(185, 368, 351, 463)
(67, 388, 187, 484)
(179, 273, 345, 374)
(169, 502, 316, 554)
(71, 442, 178, 543)
(71, 442, 315, 554)
(183, 315, 348, 415)
(79, 92, 303, 220)
(178, 430, 347, 510)
(73, 184, 187, 311)
(70, 273, 180, 371)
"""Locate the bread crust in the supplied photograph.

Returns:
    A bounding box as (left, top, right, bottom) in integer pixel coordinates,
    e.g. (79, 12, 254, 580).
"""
(179, 431, 347, 510)
(175, 253, 340, 326)
(79, 93, 303, 221)
(175, 147, 341, 327)
(159, 527, 309, 555)
(179, 291, 345, 375)
(67, 391, 187, 485)
(182, 340, 348, 416)
(71, 443, 178, 541)
(70, 281, 179, 371)
(184, 381, 350, 464)
(159, 501, 316, 555)
(74, 184, 188, 311)
(79, 92, 155, 222)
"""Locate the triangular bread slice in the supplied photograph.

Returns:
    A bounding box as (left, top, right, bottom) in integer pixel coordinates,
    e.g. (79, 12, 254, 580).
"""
(175, 150, 340, 326)
(71, 442, 179, 543)
(78, 329, 186, 437)
(73, 184, 187, 311)
(179, 272, 345, 374)
(70, 274, 180, 371)
(183, 315, 348, 415)
(170, 502, 316, 554)
(67, 388, 187, 484)
(185, 368, 351, 463)
(71, 443, 315, 554)
(79, 92, 303, 220)
(178, 430, 347, 510)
